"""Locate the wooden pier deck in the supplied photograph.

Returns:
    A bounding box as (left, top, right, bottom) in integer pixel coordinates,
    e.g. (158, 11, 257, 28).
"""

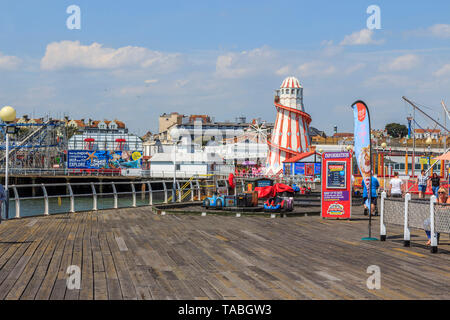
(0, 206, 448, 300)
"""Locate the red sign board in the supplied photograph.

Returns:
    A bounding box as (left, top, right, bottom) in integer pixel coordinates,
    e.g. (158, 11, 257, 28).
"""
(321, 152, 352, 219)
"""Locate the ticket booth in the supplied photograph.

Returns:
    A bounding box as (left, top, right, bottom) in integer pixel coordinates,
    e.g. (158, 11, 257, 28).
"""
(321, 152, 352, 219)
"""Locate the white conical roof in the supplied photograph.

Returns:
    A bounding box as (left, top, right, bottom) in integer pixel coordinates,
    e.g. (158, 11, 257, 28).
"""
(280, 76, 302, 89)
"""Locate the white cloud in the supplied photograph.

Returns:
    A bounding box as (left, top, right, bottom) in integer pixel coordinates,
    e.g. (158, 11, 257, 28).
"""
(340, 29, 384, 46)
(344, 63, 366, 75)
(427, 24, 450, 38)
(407, 24, 450, 39)
(41, 41, 180, 71)
(0, 52, 21, 70)
(118, 86, 150, 96)
(433, 64, 450, 77)
(275, 65, 291, 76)
(297, 61, 336, 77)
(363, 74, 416, 88)
(215, 46, 275, 78)
(381, 54, 420, 72)
(320, 40, 344, 57)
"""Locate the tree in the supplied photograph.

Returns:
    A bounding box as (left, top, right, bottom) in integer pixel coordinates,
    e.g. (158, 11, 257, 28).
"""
(385, 123, 408, 138)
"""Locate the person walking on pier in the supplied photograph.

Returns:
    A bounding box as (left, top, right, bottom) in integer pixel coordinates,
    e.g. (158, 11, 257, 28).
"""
(389, 172, 403, 198)
(363, 175, 380, 216)
(417, 170, 428, 199)
(431, 172, 440, 197)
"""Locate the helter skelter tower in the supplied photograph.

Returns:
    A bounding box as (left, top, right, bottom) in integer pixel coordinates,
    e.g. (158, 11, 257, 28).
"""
(265, 76, 312, 175)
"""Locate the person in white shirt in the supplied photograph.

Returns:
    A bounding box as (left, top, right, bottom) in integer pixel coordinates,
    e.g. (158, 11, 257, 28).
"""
(389, 172, 404, 198)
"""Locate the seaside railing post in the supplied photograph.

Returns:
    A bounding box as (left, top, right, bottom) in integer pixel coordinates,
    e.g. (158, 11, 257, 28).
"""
(163, 181, 168, 204)
(215, 179, 219, 195)
(42, 184, 49, 216)
(404, 193, 411, 247)
(67, 183, 75, 213)
(189, 180, 194, 202)
(430, 195, 438, 253)
(380, 191, 386, 241)
(147, 182, 152, 206)
(91, 182, 98, 211)
(112, 182, 118, 209)
(177, 180, 181, 202)
(224, 179, 229, 195)
(196, 179, 201, 201)
(12, 186, 20, 219)
(131, 183, 137, 207)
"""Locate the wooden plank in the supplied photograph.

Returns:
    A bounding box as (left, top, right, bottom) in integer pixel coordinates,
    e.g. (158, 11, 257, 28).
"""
(79, 214, 94, 300)
(0, 205, 446, 300)
(65, 213, 88, 300)
(21, 216, 72, 300)
(44, 213, 82, 300)
(5, 217, 64, 300)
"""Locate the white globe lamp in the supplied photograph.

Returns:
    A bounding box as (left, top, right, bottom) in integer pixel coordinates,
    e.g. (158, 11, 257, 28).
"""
(0, 106, 16, 123)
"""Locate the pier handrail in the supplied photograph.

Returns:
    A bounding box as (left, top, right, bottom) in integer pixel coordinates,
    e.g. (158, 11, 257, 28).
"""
(4, 177, 229, 219)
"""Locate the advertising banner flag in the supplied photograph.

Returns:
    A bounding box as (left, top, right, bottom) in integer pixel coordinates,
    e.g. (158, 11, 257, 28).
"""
(351, 101, 372, 192)
(351, 100, 376, 240)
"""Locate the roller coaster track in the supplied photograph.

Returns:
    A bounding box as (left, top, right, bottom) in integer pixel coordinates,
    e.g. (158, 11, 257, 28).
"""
(1, 120, 53, 162)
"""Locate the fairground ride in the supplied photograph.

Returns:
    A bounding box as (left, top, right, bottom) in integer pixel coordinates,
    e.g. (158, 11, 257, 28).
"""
(0, 118, 70, 169)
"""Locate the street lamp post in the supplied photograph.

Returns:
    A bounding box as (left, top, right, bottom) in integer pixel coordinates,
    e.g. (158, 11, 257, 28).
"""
(0, 106, 17, 221)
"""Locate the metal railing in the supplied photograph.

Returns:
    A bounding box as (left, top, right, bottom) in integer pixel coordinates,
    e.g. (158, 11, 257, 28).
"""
(0, 168, 235, 178)
(0, 167, 319, 190)
(380, 192, 450, 253)
(141, 170, 234, 179)
(3, 177, 235, 219)
(0, 168, 123, 177)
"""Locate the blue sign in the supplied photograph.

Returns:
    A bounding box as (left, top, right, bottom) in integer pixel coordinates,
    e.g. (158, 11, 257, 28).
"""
(294, 163, 305, 175)
(68, 150, 143, 169)
(314, 163, 321, 175)
(256, 179, 273, 187)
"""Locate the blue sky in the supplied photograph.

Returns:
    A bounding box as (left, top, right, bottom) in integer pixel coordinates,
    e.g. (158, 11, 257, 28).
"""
(2, 0, 450, 135)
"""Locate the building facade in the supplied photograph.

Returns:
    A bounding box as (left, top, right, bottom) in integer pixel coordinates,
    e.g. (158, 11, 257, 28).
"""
(68, 119, 142, 151)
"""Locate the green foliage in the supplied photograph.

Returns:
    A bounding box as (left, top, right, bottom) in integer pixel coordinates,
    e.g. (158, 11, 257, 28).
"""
(65, 126, 79, 140)
(385, 123, 408, 138)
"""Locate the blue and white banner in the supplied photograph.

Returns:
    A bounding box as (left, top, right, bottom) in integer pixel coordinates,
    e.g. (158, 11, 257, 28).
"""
(68, 150, 143, 169)
(351, 101, 372, 191)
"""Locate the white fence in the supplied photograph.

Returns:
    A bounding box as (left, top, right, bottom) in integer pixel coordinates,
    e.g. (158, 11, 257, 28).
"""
(380, 192, 450, 253)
